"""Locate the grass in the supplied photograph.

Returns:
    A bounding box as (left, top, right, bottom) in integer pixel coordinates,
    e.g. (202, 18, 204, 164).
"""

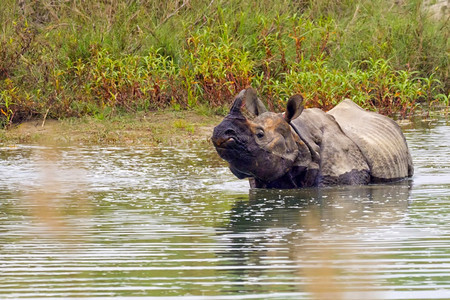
(0, 0, 448, 128)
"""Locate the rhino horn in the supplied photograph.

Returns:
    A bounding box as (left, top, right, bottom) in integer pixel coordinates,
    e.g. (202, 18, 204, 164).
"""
(229, 90, 246, 116)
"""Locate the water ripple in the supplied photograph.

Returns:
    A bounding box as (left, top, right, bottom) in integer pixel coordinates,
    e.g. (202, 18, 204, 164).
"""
(1, 119, 449, 299)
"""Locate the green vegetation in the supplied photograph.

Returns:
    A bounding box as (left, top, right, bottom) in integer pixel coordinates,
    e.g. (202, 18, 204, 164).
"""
(1, 0, 448, 128)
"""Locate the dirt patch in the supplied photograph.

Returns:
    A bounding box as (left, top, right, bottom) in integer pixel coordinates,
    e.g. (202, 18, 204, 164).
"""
(0, 111, 224, 147)
(423, 0, 449, 19)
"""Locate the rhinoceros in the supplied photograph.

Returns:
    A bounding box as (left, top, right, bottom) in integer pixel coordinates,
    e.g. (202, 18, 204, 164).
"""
(211, 88, 413, 189)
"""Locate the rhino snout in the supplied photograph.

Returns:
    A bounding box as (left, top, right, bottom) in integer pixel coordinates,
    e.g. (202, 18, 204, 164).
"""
(212, 136, 237, 148)
(212, 128, 238, 148)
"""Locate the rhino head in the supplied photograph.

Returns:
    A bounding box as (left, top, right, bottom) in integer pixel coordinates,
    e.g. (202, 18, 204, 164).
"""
(212, 88, 310, 186)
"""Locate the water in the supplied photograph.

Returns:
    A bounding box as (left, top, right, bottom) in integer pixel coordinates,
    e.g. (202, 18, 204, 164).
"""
(1, 118, 449, 299)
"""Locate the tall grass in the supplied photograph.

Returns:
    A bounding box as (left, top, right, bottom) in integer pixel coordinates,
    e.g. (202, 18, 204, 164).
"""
(0, 0, 448, 127)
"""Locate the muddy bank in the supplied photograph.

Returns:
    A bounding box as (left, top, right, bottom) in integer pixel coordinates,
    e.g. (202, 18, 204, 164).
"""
(0, 111, 222, 147)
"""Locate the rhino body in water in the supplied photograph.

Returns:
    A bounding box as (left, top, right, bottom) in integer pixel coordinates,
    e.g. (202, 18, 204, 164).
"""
(211, 88, 413, 189)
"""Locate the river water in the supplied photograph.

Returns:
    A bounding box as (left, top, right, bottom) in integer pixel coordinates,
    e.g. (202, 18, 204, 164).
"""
(1, 118, 449, 299)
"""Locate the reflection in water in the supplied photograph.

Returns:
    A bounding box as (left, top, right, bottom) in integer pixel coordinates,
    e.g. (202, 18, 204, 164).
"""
(1, 119, 450, 299)
(219, 184, 411, 299)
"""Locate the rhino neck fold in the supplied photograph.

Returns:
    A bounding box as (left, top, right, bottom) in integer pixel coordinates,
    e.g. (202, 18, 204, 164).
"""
(286, 123, 321, 187)
(288, 123, 320, 172)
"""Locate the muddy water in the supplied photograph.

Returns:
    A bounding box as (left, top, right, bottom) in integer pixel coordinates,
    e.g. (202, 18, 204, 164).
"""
(1, 118, 449, 299)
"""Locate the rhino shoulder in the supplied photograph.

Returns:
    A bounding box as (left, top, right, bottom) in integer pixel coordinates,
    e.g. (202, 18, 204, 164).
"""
(292, 108, 370, 185)
(328, 99, 413, 181)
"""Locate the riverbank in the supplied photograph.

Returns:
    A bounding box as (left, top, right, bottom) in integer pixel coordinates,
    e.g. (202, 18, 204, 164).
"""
(2, 106, 446, 147)
(0, 111, 222, 147)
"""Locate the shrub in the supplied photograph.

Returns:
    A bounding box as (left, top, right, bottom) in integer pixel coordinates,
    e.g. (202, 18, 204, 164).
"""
(0, 0, 448, 127)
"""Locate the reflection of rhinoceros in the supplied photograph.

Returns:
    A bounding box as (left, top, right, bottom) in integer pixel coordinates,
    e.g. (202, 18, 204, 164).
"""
(212, 88, 413, 189)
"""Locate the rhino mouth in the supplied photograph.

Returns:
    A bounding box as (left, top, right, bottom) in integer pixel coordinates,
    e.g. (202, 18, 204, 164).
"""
(212, 132, 247, 151)
(212, 137, 237, 149)
(214, 139, 247, 159)
(212, 135, 252, 164)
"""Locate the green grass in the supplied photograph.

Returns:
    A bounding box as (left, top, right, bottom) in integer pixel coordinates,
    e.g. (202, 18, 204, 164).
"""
(0, 0, 448, 127)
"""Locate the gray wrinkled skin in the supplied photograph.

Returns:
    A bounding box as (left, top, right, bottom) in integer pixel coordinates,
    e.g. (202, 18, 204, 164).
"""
(211, 89, 413, 189)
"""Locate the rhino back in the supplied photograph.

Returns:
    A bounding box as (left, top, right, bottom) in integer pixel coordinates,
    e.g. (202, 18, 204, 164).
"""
(328, 99, 413, 181)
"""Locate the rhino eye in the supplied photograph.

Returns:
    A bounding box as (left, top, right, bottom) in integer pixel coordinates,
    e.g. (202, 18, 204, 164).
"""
(256, 130, 265, 139)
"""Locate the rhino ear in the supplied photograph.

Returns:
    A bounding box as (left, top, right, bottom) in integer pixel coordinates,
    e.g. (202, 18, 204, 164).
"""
(284, 94, 304, 123)
(244, 88, 267, 116)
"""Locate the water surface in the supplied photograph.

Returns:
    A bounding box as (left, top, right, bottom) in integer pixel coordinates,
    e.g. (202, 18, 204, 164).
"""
(1, 118, 449, 299)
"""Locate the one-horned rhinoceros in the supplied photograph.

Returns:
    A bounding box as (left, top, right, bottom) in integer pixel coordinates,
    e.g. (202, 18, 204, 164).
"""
(211, 88, 413, 189)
